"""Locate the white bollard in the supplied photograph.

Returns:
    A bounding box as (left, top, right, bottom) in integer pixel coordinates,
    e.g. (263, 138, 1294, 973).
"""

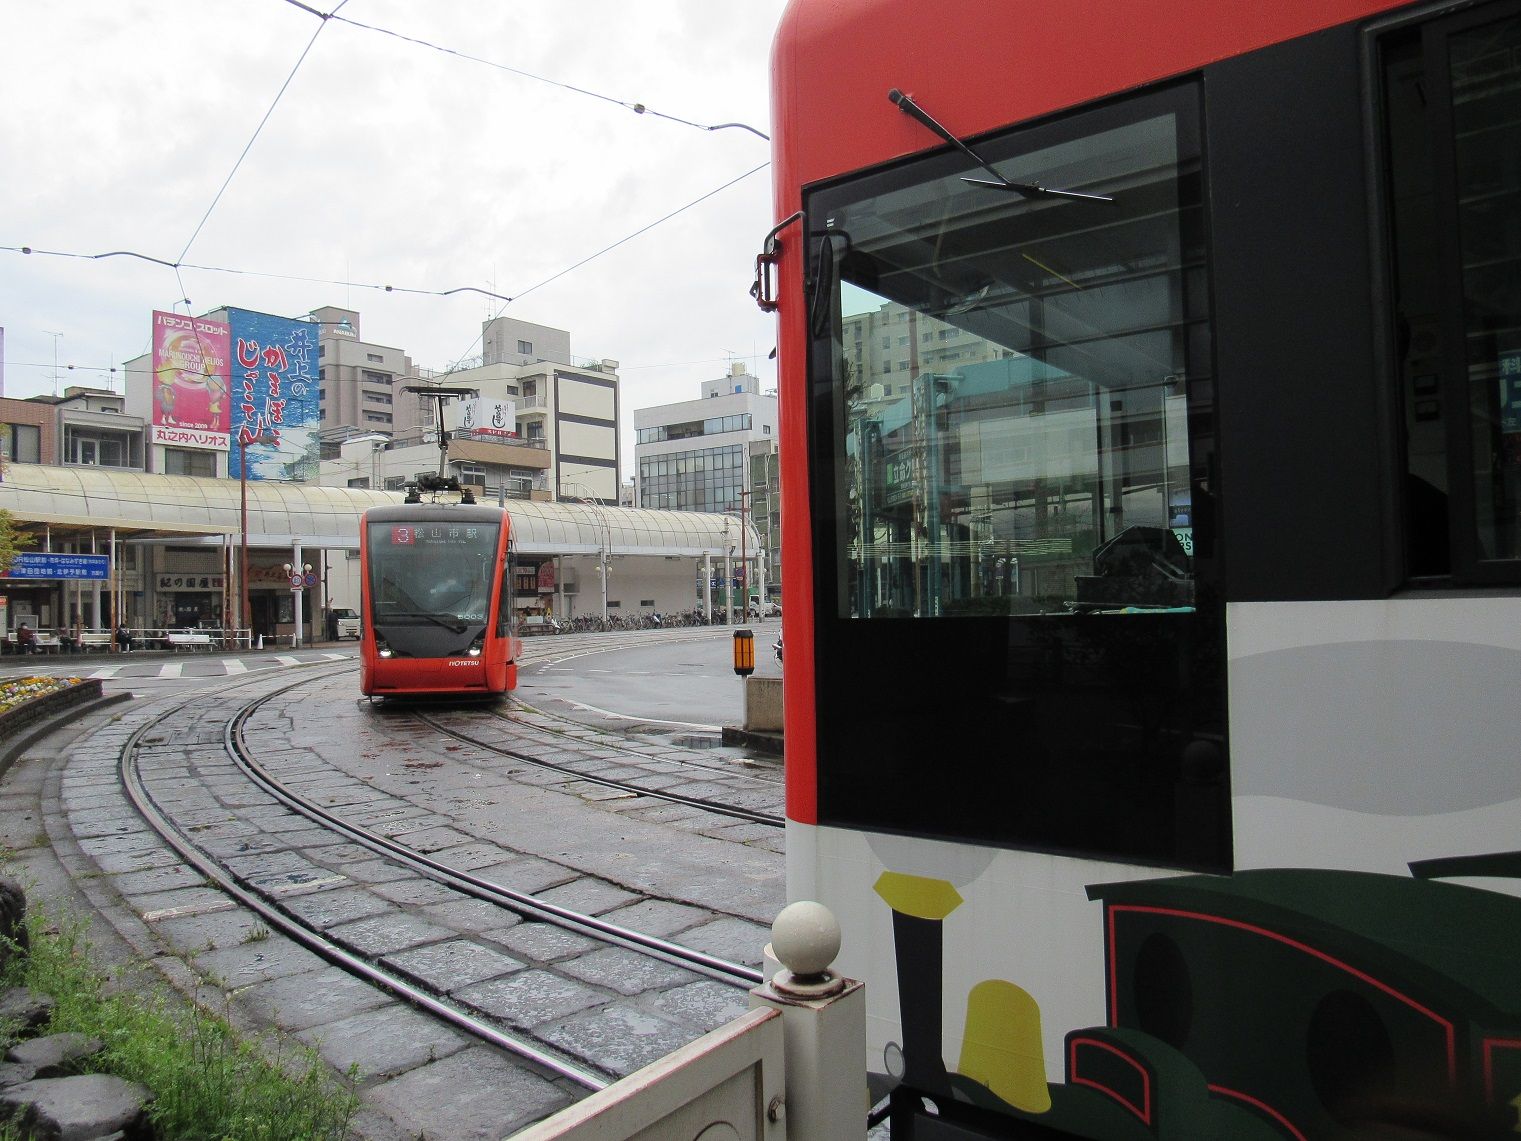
(749, 901, 867, 1139)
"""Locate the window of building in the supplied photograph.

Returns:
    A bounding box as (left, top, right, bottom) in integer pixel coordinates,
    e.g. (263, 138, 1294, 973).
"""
(163, 448, 216, 477)
(67, 432, 125, 467)
(2, 423, 40, 464)
(318, 344, 325, 358)
(367, 352, 383, 363)
(347, 477, 371, 489)
(518, 339, 533, 354)
(361, 370, 392, 386)
(364, 391, 393, 405)
(363, 411, 393, 424)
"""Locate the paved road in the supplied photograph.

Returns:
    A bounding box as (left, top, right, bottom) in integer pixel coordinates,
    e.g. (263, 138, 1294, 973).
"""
(521, 621, 781, 730)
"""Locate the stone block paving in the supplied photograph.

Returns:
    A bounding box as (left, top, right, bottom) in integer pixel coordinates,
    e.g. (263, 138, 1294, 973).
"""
(9, 656, 789, 1138)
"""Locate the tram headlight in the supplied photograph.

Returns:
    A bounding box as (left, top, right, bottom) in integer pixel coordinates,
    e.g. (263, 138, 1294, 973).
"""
(468, 634, 484, 657)
(375, 636, 394, 658)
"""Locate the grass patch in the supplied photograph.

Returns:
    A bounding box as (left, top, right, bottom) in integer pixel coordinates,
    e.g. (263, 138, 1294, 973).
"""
(1, 905, 358, 1140)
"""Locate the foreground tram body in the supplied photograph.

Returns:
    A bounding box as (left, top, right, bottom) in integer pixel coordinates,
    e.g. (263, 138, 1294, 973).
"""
(769, 1, 1521, 1137)
(358, 502, 518, 697)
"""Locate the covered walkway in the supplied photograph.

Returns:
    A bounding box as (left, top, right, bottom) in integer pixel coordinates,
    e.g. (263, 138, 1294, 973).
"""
(0, 465, 762, 642)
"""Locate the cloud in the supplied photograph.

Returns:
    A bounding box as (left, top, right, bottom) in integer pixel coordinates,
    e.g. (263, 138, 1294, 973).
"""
(0, 0, 785, 476)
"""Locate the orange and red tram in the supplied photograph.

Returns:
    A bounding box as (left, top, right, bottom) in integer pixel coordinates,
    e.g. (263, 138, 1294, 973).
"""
(358, 501, 519, 698)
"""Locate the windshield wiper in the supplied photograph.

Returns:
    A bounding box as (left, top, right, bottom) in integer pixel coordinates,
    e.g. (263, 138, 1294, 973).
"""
(381, 612, 468, 634)
(888, 89, 1114, 203)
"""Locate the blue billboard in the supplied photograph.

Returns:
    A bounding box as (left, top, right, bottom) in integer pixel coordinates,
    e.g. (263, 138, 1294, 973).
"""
(2, 553, 110, 580)
(226, 309, 320, 482)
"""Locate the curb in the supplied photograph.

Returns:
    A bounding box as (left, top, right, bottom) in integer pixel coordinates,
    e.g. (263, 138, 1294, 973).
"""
(721, 725, 784, 758)
(0, 683, 133, 781)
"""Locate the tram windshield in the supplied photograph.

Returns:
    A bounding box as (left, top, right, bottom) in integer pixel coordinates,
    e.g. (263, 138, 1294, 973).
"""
(809, 84, 1211, 618)
(366, 520, 500, 627)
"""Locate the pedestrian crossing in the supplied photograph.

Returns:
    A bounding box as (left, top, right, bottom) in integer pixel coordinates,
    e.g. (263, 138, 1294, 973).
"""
(8, 650, 354, 681)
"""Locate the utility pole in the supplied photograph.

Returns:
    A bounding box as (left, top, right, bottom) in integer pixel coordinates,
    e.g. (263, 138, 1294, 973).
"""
(738, 488, 751, 617)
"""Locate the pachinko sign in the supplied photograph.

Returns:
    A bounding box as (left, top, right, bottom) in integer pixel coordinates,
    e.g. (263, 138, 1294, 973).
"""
(151, 311, 231, 449)
(226, 309, 320, 482)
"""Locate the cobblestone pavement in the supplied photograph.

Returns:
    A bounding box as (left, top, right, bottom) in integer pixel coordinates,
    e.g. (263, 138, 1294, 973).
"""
(0, 655, 787, 1139)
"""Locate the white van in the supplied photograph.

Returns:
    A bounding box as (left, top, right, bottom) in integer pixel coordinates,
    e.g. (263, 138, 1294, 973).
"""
(332, 607, 360, 639)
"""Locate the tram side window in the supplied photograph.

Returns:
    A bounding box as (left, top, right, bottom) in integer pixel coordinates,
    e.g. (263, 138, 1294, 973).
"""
(814, 87, 1211, 619)
(1383, 8, 1521, 582)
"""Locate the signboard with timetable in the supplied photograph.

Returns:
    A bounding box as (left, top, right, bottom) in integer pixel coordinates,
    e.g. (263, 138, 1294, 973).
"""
(2, 553, 110, 581)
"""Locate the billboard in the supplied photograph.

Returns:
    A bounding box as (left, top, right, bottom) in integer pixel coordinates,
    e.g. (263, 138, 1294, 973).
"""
(444, 396, 517, 439)
(226, 309, 320, 482)
(151, 311, 231, 449)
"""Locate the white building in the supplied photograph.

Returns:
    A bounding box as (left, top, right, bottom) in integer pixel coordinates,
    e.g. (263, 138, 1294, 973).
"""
(633, 364, 778, 606)
(425, 316, 622, 504)
(634, 364, 777, 514)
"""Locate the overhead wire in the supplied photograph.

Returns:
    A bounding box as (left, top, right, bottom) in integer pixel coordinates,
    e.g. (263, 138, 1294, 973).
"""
(8, 2, 774, 386)
(4, 246, 512, 303)
(413, 161, 771, 392)
(277, 0, 769, 141)
(179, 1, 348, 264)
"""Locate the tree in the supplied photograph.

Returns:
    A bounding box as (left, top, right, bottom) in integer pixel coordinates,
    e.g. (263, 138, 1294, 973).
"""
(0, 508, 34, 577)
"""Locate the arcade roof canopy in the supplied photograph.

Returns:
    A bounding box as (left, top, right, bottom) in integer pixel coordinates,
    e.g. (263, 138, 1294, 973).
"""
(0, 464, 759, 558)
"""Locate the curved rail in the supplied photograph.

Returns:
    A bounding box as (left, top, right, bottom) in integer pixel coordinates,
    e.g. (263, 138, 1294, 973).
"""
(410, 708, 784, 828)
(117, 667, 612, 1090)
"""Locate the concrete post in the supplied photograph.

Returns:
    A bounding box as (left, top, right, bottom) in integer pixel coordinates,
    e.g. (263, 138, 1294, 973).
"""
(292, 542, 304, 648)
(749, 901, 866, 1140)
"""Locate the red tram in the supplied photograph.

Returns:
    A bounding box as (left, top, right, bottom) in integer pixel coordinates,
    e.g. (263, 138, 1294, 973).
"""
(358, 500, 519, 698)
(767, 1, 1521, 1137)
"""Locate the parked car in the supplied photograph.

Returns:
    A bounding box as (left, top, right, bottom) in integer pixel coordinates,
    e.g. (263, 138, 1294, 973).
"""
(332, 607, 360, 639)
(748, 600, 782, 619)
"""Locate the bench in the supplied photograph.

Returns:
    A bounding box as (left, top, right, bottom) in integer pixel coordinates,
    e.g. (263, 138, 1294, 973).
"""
(4, 633, 60, 654)
(78, 633, 115, 652)
(165, 631, 214, 651)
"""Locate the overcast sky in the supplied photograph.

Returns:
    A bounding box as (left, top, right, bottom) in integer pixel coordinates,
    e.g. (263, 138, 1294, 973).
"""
(0, 0, 786, 477)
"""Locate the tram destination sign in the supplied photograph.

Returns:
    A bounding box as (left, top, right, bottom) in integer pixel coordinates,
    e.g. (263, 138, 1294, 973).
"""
(2, 553, 111, 581)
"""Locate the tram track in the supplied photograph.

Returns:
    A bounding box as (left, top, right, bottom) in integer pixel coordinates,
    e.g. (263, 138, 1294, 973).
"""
(410, 707, 785, 828)
(109, 656, 778, 1105)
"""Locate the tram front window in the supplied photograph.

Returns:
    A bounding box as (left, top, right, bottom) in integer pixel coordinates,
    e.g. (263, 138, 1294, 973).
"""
(804, 84, 1228, 869)
(812, 85, 1211, 619)
(367, 521, 499, 626)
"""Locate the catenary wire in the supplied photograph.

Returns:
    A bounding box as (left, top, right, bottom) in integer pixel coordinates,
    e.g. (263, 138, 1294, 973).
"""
(178, 2, 348, 264)
(277, 0, 769, 141)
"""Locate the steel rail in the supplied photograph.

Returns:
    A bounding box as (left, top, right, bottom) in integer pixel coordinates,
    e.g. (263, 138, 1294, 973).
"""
(117, 670, 612, 1091)
(410, 709, 784, 829)
(229, 684, 767, 987)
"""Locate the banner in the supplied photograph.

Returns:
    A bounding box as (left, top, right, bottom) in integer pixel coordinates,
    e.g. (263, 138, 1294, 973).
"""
(226, 310, 320, 482)
(151, 311, 231, 449)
